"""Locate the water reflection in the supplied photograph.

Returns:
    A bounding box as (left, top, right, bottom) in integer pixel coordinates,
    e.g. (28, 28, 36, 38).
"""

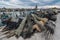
(0, 11, 30, 27)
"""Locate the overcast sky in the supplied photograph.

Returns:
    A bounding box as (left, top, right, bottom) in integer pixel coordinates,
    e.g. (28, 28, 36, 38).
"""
(0, 0, 60, 8)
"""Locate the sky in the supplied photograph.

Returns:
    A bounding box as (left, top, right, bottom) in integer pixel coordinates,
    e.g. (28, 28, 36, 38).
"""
(0, 0, 60, 8)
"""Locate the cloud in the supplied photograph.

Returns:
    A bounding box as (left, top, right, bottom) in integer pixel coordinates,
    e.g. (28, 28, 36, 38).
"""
(42, 0, 54, 2)
(9, 0, 23, 4)
(0, 0, 60, 8)
(0, 0, 26, 8)
(30, 0, 38, 3)
(26, 0, 55, 6)
(30, 0, 54, 3)
(55, 1, 60, 5)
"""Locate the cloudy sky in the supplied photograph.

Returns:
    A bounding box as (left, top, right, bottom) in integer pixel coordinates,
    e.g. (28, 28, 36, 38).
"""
(0, 0, 60, 8)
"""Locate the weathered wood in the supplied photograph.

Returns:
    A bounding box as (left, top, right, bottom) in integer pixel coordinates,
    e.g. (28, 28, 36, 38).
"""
(33, 24, 41, 32)
(27, 15, 33, 32)
(32, 14, 48, 23)
(19, 15, 34, 39)
(15, 15, 27, 38)
(1, 17, 22, 32)
(45, 20, 56, 34)
(31, 14, 46, 31)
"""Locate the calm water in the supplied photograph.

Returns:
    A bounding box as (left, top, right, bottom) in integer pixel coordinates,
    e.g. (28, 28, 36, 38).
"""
(0, 11, 30, 26)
